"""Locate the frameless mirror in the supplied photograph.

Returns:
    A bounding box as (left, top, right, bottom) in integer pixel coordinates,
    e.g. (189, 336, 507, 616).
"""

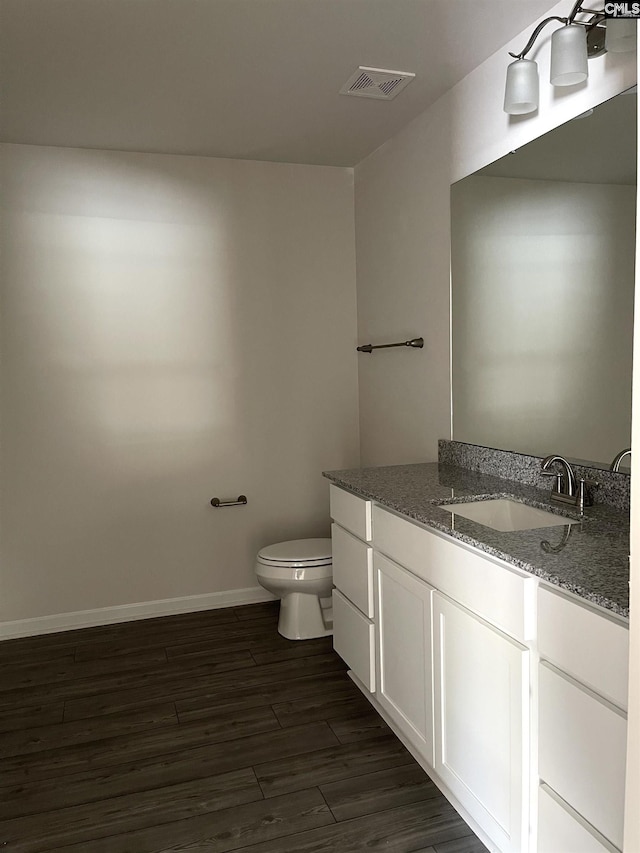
(451, 88, 636, 471)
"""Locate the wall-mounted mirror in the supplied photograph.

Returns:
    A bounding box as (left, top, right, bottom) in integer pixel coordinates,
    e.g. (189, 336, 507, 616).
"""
(451, 88, 637, 471)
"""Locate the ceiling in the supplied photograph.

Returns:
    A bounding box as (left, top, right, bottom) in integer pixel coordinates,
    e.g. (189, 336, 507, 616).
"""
(1, 0, 558, 167)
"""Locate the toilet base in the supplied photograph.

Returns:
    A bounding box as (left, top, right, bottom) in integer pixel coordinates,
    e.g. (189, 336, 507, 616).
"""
(278, 592, 333, 640)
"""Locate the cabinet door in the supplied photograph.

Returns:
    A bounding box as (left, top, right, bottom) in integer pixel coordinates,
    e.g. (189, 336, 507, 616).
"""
(433, 591, 530, 853)
(375, 553, 434, 765)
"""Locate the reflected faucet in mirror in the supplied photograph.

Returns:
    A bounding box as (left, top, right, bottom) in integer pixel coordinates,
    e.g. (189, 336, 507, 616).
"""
(610, 448, 631, 472)
(541, 524, 573, 554)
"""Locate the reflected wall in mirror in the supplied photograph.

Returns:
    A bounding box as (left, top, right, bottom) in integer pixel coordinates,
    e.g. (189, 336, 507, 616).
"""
(451, 88, 637, 470)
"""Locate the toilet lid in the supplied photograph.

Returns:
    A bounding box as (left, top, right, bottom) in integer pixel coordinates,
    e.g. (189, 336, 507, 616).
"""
(258, 538, 332, 566)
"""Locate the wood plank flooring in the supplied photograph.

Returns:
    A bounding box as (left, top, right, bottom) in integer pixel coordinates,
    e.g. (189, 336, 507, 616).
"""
(0, 601, 489, 852)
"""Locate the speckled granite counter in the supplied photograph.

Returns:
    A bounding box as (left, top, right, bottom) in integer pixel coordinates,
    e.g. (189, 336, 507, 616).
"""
(323, 462, 630, 618)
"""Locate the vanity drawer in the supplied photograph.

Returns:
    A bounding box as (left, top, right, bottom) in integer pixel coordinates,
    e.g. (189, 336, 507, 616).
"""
(373, 505, 535, 641)
(329, 484, 372, 542)
(538, 586, 629, 710)
(538, 785, 616, 853)
(332, 523, 373, 617)
(539, 662, 627, 851)
(333, 589, 375, 692)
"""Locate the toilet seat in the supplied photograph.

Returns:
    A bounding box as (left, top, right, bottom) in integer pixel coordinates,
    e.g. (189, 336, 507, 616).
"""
(257, 557, 331, 569)
(257, 538, 331, 569)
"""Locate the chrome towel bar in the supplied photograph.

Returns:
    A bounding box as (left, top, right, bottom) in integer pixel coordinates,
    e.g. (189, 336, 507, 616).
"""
(357, 336, 423, 353)
(210, 495, 248, 508)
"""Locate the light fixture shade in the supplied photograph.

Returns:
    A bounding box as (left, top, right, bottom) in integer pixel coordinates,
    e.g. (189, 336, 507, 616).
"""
(503, 59, 539, 115)
(605, 18, 637, 53)
(550, 24, 588, 86)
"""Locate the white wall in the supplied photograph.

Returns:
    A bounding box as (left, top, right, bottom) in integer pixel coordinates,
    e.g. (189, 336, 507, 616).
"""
(0, 144, 359, 626)
(355, 2, 636, 466)
(355, 96, 453, 465)
(452, 175, 635, 465)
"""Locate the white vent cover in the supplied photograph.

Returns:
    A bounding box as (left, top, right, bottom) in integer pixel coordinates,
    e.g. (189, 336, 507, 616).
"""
(340, 66, 415, 100)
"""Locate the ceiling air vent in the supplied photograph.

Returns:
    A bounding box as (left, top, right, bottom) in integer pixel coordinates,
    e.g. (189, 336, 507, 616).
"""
(340, 66, 415, 100)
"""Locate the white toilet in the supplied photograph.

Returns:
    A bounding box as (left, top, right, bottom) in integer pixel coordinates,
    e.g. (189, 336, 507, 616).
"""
(255, 538, 333, 640)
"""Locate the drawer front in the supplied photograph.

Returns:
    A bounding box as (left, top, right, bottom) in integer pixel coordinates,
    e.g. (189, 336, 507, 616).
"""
(332, 523, 373, 617)
(373, 505, 535, 641)
(333, 589, 375, 692)
(538, 586, 629, 710)
(329, 484, 372, 541)
(538, 785, 616, 853)
(539, 662, 627, 850)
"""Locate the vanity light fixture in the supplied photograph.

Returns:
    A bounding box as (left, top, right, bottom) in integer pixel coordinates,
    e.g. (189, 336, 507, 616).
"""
(503, 2, 636, 115)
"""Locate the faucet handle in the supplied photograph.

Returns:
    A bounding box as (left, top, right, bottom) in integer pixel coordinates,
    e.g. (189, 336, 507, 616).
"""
(579, 477, 599, 488)
(541, 470, 562, 491)
(576, 477, 599, 513)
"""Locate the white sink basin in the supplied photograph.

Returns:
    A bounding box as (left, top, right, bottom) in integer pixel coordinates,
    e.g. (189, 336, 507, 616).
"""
(438, 498, 573, 532)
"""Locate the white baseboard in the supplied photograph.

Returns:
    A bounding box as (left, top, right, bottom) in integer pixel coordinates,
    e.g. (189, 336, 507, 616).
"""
(0, 587, 277, 641)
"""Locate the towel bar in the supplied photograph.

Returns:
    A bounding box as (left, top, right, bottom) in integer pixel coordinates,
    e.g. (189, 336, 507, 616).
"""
(357, 337, 423, 353)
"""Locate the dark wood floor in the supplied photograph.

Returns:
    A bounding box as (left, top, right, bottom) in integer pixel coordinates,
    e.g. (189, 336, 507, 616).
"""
(0, 601, 488, 852)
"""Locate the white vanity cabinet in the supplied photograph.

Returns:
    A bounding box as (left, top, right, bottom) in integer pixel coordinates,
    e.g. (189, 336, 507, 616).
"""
(328, 483, 629, 853)
(329, 485, 375, 691)
(537, 586, 629, 853)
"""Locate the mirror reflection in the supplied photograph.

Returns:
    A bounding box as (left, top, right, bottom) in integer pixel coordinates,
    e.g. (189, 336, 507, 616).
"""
(451, 89, 636, 471)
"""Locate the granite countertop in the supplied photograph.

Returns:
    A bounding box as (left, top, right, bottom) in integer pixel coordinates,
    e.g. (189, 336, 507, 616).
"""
(323, 462, 630, 618)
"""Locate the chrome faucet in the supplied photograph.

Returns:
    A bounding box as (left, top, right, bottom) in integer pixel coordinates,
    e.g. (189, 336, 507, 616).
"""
(541, 455, 577, 499)
(540, 454, 597, 514)
(610, 448, 631, 472)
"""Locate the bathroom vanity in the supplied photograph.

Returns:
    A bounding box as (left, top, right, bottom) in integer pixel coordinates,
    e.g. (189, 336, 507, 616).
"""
(325, 461, 630, 853)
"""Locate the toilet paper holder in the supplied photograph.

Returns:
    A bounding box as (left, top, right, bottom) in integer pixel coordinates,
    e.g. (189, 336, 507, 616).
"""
(210, 495, 248, 508)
